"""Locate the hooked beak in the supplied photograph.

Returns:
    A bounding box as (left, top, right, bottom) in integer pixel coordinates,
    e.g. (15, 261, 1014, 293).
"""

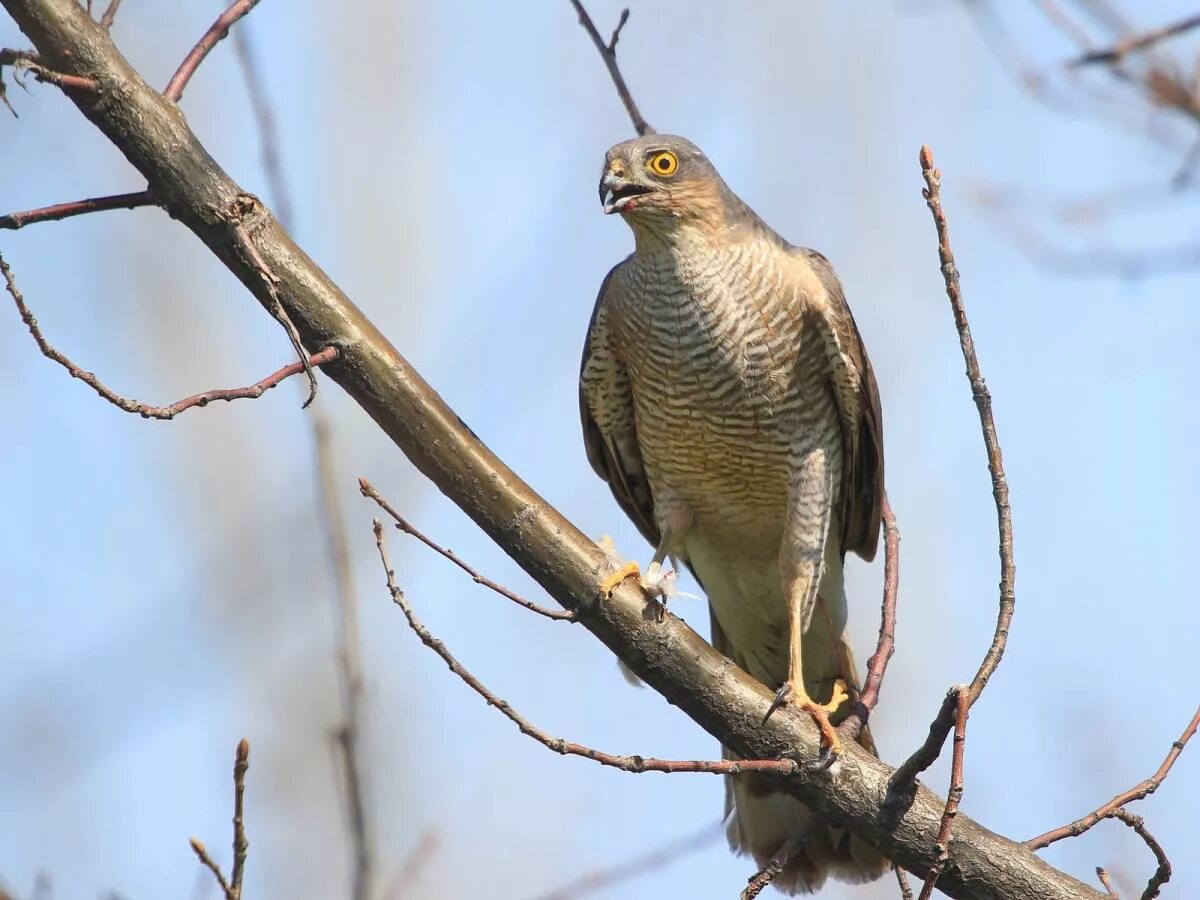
(599, 172, 653, 214)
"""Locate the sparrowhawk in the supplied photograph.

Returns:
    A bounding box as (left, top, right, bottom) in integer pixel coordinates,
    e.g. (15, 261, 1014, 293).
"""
(580, 135, 887, 893)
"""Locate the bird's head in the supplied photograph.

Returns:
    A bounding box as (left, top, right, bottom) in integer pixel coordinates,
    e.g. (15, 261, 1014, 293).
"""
(599, 135, 730, 225)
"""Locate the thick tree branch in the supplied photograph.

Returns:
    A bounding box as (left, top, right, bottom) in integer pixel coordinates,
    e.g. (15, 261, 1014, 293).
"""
(0, 2, 1106, 896)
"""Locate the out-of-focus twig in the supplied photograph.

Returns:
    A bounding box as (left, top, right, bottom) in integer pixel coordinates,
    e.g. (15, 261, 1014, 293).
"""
(190, 739, 251, 900)
(527, 821, 723, 900)
(2, 251, 336, 418)
(897, 866, 915, 899)
(1096, 867, 1118, 897)
(1026, 705, 1199, 850)
(362, 479, 576, 622)
(0, 189, 153, 229)
(567, 1, 652, 136)
(163, 0, 260, 102)
(1069, 12, 1200, 68)
(890, 147, 1015, 794)
(381, 829, 440, 900)
(97, 0, 121, 31)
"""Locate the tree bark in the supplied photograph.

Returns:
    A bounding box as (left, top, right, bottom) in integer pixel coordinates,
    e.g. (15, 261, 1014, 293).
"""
(1, 2, 1103, 897)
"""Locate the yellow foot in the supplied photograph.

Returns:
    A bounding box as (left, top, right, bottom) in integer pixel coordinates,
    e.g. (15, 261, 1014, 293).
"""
(598, 561, 640, 597)
(762, 679, 848, 761)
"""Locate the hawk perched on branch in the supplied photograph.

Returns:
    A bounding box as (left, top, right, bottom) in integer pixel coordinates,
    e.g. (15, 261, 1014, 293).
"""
(580, 135, 887, 893)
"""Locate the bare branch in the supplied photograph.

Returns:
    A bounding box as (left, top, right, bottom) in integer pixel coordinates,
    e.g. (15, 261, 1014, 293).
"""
(526, 821, 722, 900)
(371, 516, 804, 779)
(891, 146, 1016, 787)
(1096, 867, 1118, 897)
(567, 1, 652, 136)
(0, 47, 96, 90)
(190, 839, 231, 898)
(163, 0, 260, 102)
(840, 495, 899, 738)
(1106, 809, 1170, 900)
(0, 189, 153, 230)
(190, 738, 250, 900)
(917, 687, 970, 900)
(381, 829, 439, 900)
(740, 826, 810, 900)
(1026, 705, 1199, 850)
(1069, 12, 1200, 68)
(897, 866, 915, 899)
(362, 479, 576, 622)
(2, 251, 337, 418)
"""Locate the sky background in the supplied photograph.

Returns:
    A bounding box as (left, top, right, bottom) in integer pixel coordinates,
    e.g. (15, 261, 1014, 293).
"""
(3, 1, 1198, 898)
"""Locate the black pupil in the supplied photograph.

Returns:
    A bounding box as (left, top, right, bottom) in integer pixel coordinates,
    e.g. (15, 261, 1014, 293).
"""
(657, 157, 670, 170)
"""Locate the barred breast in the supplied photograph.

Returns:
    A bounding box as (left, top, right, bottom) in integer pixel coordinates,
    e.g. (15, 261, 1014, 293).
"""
(610, 231, 844, 567)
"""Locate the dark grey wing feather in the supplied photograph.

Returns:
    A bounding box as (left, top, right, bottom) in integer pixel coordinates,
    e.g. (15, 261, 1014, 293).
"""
(579, 261, 661, 552)
(799, 248, 885, 562)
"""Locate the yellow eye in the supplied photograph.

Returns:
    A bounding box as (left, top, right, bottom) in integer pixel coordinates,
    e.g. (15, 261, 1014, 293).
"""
(646, 150, 678, 177)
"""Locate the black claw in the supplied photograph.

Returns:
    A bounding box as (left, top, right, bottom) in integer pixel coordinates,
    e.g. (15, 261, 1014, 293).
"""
(812, 745, 839, 772)
(763, 684, 793, 724)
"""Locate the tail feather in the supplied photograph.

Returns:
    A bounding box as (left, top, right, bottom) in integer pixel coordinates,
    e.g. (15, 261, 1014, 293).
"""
(712, 581, 888, 895)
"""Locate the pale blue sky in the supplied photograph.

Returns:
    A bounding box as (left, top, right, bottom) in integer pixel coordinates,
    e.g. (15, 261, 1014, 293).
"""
(3, 2, 1198, 898)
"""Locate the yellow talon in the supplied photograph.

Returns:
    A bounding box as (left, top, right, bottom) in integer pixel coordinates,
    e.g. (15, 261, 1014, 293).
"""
(598, 561, 640, 596)
(765, 678, 846, 761)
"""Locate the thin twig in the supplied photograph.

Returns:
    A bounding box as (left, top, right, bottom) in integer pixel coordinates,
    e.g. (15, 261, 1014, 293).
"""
(891, 146, 1016, 787)
(190, 739, 250, 900)
(0, 48, 96, 91)
(896, 865, 915, 899)
(371, 518, 794, 778)
(362, 479, 576, 621)
(163, 0, 261, 102)
(1026, 705, 1199, 850)
(1069, 12, 1200, 67)
(230, 211, 318, 406)
(189, 839, 231, 898)
(1106, 809, 1170, 900)
(2, 251, 336, 418)
(740, 826, 810, 900)
(841, 495, 899, 738)
(527, 821, 723, 900)
(917, 687, 970, 900)
(0, 189, 154, 230)
(1096, 867, 1118, 897)
(230, 738, 249, 898)
(97, 0, 122, 31)
(567, 1, 652, 136)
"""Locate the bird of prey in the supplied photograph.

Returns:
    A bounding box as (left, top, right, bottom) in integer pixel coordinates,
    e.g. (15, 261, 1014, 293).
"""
(580, 135, 887, 893)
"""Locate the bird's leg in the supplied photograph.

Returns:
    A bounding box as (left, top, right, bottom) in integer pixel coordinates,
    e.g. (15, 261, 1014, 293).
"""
(764, 447, 845, 761)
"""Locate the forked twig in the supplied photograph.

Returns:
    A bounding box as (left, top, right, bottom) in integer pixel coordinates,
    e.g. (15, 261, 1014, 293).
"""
(370, 517, 795, 779)
(567, 1, 652, 136)
(740, 826, 810, 900)
(2, 251, 336, 419)
(1026, 706, 1199, 850)
(891, 147, 1016, 793)
(362, 479, 576, 622)
(190, 739, 251, 900)
(917, 687, 970, 900)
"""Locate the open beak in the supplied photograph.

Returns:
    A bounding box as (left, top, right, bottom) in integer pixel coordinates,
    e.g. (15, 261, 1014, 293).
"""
(599, 173, 653, 214)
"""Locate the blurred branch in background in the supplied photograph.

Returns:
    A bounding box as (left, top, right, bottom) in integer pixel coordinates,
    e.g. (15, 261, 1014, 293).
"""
(227, 15, 375, 900)
(960, 0, 1200, 276)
